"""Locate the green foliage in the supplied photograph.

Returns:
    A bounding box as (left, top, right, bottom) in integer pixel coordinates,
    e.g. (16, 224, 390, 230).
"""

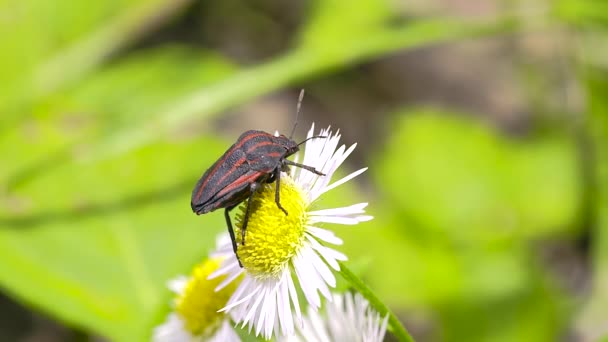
(377, 110, 580, 244)
(0, 0, 605, 340)
(375, 110, 581, 341)
(575, 67, 608, 341)
(334, 110, 578, 341)
(0, 137, 230, 341)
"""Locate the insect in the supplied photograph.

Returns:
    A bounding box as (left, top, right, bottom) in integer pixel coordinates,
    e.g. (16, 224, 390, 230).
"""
(191, 90, 325, 266)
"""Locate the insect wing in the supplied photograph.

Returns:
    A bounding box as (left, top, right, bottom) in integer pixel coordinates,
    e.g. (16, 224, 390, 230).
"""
(191, 130, 273, 214)
(191, 146, 247, 213)
(210, 169, 266, 209)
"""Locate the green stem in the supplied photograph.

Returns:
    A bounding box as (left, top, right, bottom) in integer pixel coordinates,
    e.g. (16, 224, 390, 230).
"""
(338, 261, 415, 342)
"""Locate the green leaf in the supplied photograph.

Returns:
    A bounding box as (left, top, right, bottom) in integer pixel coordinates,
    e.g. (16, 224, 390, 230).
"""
(335, 217, 531, 308)
(0, 0, 193, 120)
(575, 66, 608, 340)
(299, 0, 391, 48)
(374, 109, 581, 244)
(0, 137, 228, 341)
(332, 109, 574, 341)
(554, 0, 608, 26)
(0, 46, 235, 189)
(88, 17, 515, 159)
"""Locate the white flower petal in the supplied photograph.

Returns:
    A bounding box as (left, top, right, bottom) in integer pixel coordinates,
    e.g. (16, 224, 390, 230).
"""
(209, 320, 241, 342)
(240, 284, 266, 326)
(293, 249, 321, 309)
(277, 273, 292, 335)
(216, 267, 244, 291)
(209, 259, 240, 281)
(153, 313, 192, 342)
(308, 248, 337, 287)
(286, 269, 303, 326)
(308, 202, 368, 216)
(167, 276, 189, 294)
(277, 292, 388, 342)
(305, 226, 343, 245)
(309, 215, 364, 225)
(221, 277, 260, 312)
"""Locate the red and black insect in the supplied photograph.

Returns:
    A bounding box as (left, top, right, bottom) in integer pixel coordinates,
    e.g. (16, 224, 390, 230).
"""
(191, 91, 324, 266)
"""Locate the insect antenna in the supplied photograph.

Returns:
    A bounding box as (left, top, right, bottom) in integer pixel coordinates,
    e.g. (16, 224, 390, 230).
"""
(296, 135, 327, 147)
(289, 89, 305, 140)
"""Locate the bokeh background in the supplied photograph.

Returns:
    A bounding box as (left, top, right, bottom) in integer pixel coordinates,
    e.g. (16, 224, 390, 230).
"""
(1, 0, 607, 341)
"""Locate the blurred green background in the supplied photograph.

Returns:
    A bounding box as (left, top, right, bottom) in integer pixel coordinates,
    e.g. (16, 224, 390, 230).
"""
(1, 0, 607, 341)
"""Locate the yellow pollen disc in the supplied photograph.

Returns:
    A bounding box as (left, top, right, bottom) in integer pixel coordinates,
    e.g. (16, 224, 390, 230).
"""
(236, 175, 308, 279)
(175, 258, 241, 337)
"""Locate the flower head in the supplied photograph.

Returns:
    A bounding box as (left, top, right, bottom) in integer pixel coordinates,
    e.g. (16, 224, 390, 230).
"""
(209, 124, 372, 339)
(154, 236, 242, 342)
(280, 292, 389, 342)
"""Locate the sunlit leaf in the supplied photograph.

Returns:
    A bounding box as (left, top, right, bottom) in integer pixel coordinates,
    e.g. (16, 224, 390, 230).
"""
(0, 0, 193, 120)
(374, 109, 581, 243)
(0, 47, 235, 189)
(0, 137, 228, 340)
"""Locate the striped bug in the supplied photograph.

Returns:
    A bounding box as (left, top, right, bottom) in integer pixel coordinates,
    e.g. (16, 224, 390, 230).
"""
(191, 90, 324, 266)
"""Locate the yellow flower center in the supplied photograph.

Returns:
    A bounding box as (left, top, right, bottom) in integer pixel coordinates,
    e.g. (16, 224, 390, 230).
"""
(235, 175, 308, 279)
(175, 258, 241, 337)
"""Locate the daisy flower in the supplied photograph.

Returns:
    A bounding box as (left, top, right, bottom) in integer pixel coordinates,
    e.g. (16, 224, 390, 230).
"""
(209, 124, 372, 339)
(280, 292, 389, 342)
(154, 236, 242, 342)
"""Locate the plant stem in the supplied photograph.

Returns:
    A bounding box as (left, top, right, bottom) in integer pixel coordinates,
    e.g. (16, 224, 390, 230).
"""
(338, 261, 415, 342)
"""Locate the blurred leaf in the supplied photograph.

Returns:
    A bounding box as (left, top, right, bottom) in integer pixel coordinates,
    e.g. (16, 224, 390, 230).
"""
(554, 0, 608, 26)
(0, 47, 235, 188)
(438, 276, 565, 342)
(331, 109, 575, 342)
(89, 15, 514, 159)
(300, 0, 391, 48)
(374, 109, 581, 244)
(336, 217, 530, 308)
(0, 137, 228, 341)
(0, 0, 193, 121)
(575, 67, 608, 340)
(334, 205, 568, 342)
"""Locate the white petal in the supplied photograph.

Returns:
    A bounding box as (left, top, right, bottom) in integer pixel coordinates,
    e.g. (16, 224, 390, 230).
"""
(208, 319, 241, 342)
(216, 267, 245, 291)
(305, 226, 343, 245)
(242, 283, 267, 327)
(167, 276, 189, 294)
(299, 246, 332, 303)
(221, 277, 260, 312)
(308, 248, 337, 287)
(153, 313, 192, 342)
(292, 250, 321, 309)
(306, 235, 347, 269)
(277, 272, 292, 336)
(209, 259, 240, 280)
(286, 269, 303, 326)
(308, 202, 368, 216)
(308, 216, 363, 225)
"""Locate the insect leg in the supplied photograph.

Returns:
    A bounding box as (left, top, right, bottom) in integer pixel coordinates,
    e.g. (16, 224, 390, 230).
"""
(283, 159, 325, 176)
(225, 205, 243, 267)
(274, 167, 288, 216)
(241, 181, 261, 246)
